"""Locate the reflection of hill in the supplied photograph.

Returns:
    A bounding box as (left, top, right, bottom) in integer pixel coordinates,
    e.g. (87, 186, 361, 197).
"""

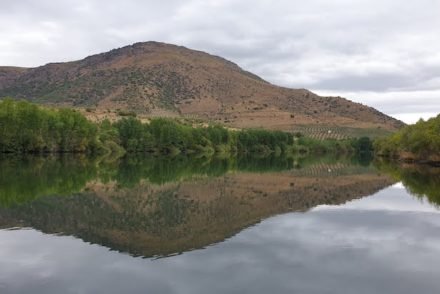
(289, 163, 376, 177)
(0, 162, 395, 258)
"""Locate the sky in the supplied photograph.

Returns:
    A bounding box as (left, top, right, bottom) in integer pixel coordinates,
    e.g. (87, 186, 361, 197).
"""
(1, 0, 439, 123)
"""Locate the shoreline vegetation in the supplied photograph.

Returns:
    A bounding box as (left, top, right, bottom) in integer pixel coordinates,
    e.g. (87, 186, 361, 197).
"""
(374, 114, 440, 165)
(0, 99, 370, 156)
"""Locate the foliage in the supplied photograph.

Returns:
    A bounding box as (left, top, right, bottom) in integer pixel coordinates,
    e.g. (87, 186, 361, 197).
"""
(0, 99, 99, 153)
(374, 115, 440, 161)
(296, 136, 355, 154)
(352, 137, 373, 153)
(114, 117, 295, 155)
(1, 99, 365, 156)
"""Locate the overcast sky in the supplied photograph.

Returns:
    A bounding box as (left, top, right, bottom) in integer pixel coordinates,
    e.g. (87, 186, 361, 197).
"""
(1, 0, 439, 123)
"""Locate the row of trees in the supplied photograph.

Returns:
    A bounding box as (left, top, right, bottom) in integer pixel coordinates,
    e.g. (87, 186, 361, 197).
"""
(374, 115, 440, 161)
(1, 99, 366, 156)
(0, 100, 294, 154)
(114, 117, 294, 154)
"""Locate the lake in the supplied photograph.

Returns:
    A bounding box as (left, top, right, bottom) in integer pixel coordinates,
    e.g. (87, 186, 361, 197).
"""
(0, 154, 439, 294)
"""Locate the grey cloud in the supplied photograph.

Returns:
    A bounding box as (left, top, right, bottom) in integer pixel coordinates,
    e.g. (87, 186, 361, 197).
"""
(311, 73, 415, 91)
(314, 89, 440, 120)
(0, 0, 439, 122)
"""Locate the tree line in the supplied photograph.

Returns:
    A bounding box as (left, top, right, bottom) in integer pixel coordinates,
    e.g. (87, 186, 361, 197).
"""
(374, 115, 440, 163)
(114, 116, 295, 155)
(0, 99, 98, 153)
(0, 99, 364, 155)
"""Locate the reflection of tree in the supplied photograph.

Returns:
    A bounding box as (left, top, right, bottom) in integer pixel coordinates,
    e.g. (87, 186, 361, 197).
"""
(0, 153, 372, 206)
(0, 155, 98, 207)
(376, 160, 440, 206)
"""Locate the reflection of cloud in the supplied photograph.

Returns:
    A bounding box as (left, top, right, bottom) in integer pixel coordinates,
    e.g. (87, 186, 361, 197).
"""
(1, 185, 440, 293)
(392, 182, 405, 189)
(314, 186, 440, 213)
(1, 0, 439, 121)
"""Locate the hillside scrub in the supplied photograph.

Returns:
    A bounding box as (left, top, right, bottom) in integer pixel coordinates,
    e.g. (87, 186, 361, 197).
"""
(374, 115, 440, 163)
(1, 99, 364, 155)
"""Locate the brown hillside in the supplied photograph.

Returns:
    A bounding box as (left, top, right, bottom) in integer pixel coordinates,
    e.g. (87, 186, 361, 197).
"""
(0, 41, 404, 133)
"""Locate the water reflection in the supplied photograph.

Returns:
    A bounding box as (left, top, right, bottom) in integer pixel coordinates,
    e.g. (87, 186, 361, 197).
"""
(1, 184, 440, 294)
(375, 160, 440, 206)
(0, 154, 394, 257)
(0, 153, 350, 205)
(1, 155, 440, 293)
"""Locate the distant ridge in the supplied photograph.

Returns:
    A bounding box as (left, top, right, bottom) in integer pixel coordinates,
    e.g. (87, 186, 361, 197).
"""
(0, 41, 404, 134)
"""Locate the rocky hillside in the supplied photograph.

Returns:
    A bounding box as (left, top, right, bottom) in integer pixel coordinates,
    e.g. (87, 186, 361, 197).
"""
(0, 41, 403, 133)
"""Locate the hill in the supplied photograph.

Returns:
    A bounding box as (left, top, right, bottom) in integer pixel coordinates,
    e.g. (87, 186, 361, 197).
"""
(0, 41, 403, 135)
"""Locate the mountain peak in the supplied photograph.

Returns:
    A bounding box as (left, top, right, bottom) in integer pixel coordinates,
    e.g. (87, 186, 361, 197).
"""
(0, 41, 403, 135)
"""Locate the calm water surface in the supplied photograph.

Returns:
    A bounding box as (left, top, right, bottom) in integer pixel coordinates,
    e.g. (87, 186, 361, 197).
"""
(0, 155, 439, 294)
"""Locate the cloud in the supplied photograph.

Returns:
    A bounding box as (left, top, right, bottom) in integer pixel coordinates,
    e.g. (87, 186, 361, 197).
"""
(2, 185, 440, 293)
(0, 0, 439, 122)
(315, 89, 440, 123)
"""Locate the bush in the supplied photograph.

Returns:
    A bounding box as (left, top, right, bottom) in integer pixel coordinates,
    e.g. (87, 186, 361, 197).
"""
(0, 99, 98, 153)
(374, 115, 440, 160)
